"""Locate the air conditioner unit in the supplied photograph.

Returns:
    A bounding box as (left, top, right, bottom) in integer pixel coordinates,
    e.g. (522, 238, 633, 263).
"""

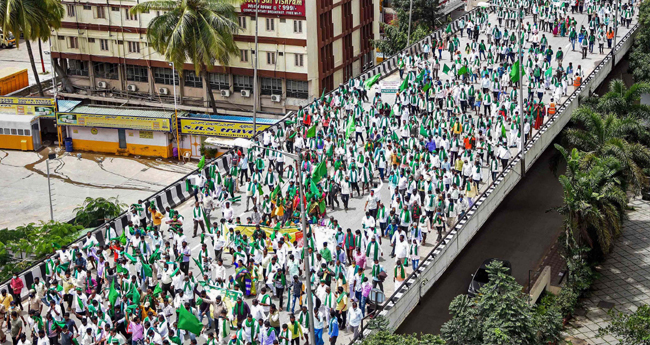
(97, 81, 108, 89)
(241, 90, 251, 98)
(158, 87, 169, 95)
(127, 84, 138, 92)
(271, 94, 282, 103)
(220, 89, 231, 97)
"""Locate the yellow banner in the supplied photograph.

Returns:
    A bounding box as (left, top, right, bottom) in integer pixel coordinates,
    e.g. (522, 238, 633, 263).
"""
(233, 225, 302, 244)
(57, 113, 171, 132)
(0, 97, 56, 117)
(180, 118, 272, 138)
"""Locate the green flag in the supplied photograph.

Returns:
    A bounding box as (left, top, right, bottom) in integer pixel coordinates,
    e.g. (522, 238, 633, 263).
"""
(108, 280, 119, 306)
(399, 74, 410, 92)
(306, 125, 317, 138)
(544, 67, 553, 78)
(177, 305, 204, 335)
(446, 24, 452, 33)
(415, 70, 426, 83)
(320, 88, 326, 102)
(442, 64, 451, 75)
(142, 264, 153, 278)
(312, 161, 327, 184)
(458, 66, 468, 76)
(345, 115, 355, 139)
(422, 82, 432, 93)
(271, 185, 281, 199)
(153, 283, 162, 296)
(364, 74, 381, 90)
(197, 156, 206, 170)
(510, 61, 524, 82)
(310, 180, 319, 196)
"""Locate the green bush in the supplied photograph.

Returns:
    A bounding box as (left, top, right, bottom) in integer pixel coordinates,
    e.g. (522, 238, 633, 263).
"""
(360, 330, 446, 345)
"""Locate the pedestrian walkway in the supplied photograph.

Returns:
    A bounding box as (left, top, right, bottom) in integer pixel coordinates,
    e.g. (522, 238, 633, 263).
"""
(564, 198, 650, 345)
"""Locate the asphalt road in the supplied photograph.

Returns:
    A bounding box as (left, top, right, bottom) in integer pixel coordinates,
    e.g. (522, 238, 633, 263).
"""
(397, 143, 565, 335)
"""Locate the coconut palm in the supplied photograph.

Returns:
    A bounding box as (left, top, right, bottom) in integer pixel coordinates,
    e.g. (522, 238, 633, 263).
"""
(595, 79, 650, 122)
(555, 144, 628, 256)
(0, 0, 64, 96)
(131, 0, 240, 114)
(563, 106, 650, 194)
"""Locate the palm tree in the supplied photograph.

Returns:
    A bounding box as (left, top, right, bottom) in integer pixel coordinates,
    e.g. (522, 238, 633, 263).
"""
(595, 79, 650, 122)
(555, 144, 628, 256)
(131, 0, 240, 114)
(563, 106, 650, 194)
(0, 0, 64, 96)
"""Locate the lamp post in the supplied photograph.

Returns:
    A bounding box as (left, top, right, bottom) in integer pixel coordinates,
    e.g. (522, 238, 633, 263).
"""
(252, 0, 259, 136)
(477, 2, 526, 176)
(46, 152, 56, 221)
(406, 0, 414, 46)
(170, 62, 181, 160)
(233, 138, 316, 345)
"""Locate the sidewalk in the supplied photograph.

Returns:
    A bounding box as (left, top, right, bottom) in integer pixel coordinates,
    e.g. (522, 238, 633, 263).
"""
(563, 198, 650, 344)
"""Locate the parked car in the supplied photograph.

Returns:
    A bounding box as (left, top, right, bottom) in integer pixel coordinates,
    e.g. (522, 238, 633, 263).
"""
(468, 258, 512, 297)
(0, 31, 15, 48)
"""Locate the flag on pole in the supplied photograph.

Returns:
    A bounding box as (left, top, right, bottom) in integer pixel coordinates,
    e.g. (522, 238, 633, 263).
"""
(544, 67, 553, 78)
(446, 24, 452, 33)
(458, 66, 468, 76)
(320, 88, 326, 102)
(176, 305, 203, 335)
(364, 74, 381, 90)
(306, 125, 317, 138)
(510, 61, 524, 82)
(399, 74, 410, 92)
(197, 156, 206, 170)
(345, 115, 355, 139)
(415, 70, 426, 83)
(422, 82, 432, 93)
(442, 64, 451, 75)
(312, 161, 327, 184)
(108, 280, 119, 306)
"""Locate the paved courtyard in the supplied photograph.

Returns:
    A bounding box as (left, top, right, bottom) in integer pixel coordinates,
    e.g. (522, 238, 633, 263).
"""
(564, 198, 650, 345)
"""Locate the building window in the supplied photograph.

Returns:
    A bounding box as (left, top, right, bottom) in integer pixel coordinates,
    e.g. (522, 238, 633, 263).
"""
(287, 80, 308, 99)
(126, 9, 137, 20)
(67, 59, 88, 76)
(83, 5, 91, 10)
(294, 20, 303, 33)
(261, 77, 282, 96)
(294, 54, 304, 67)
(99, 39, 109, 51)
(67, 4, 75, 17)
(240, 49, 248, 63)
(96, 6, 105, 19)
(58, 36, 65, 40)
(238, 16, 246, 29)
(111, 6, 120, 11)
(10, 129, 17, 135)
(127, 41, 140, 53)
(209, 73, 229, 90)
(93, 62, 118, 80)
(24, 129, 30, 136)
(233, 75, 253, 92)
(17, 129, 24, 136)
(126, 65, 148, 82)
(87, 38, 95, 43)
(153, 67, 178, 85)
(265, 18, 274, 31)
(68, 37, 78, 49)
(266, 52, 275, 65)
(184, 71, 203, 88)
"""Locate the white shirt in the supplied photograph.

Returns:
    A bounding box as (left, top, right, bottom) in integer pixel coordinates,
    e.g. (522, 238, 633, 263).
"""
(36, 337, 50, 345)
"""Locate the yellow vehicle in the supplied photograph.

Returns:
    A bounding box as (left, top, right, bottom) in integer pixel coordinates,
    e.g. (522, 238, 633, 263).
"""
(0, 31, 15, 48)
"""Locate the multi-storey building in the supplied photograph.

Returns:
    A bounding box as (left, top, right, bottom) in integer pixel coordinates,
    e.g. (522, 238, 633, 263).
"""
(51, 0, 381, 115)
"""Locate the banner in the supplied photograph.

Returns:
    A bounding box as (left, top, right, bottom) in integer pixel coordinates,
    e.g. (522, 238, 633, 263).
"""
(240, 0, 305, 17)
(57, 113, 171, 132)
(180, 118, 273, 138)
(233, 225, 302, 244)
(0, 97, 56, 117)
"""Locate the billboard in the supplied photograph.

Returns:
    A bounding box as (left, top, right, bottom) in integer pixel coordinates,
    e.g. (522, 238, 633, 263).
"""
(180, 118, 273, 138)
(0, 97, 56, 117)
(57, 113, 171, 132)
(240, 0, 305, 17)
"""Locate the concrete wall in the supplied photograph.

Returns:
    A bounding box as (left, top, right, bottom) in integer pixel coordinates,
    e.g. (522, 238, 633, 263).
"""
(360, 20, 640, 339)
(69, 126, 173, 158)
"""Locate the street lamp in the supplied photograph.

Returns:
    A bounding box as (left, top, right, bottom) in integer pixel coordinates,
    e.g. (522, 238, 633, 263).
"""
(46, 152, 56, 221)
(169, 62, 181, 160)
(477, 1, 526, 176)
(406, 0, 414, 46)
(233, 138, 317, 345)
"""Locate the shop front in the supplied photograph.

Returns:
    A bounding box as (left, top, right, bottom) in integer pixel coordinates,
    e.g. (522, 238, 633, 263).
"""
(0, 97, 57, 144)
(56, 101, 176, 158)
(178, 113, 280, 158)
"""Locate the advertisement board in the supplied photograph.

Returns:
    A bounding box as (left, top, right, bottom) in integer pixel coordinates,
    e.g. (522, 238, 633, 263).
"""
(180, 118, 273, 138)
(0, 97, 56, 117)
(57, 113, 171, 132)
(240, 0, 305, 17)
